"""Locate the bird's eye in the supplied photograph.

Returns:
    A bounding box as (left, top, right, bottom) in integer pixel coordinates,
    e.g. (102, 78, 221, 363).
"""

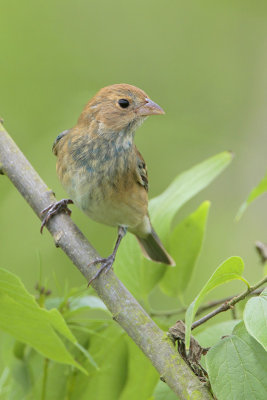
(118, 99, 130, 109)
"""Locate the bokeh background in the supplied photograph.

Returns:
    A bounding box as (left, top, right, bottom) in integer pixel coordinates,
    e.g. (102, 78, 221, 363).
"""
(1, 0, 267, 305)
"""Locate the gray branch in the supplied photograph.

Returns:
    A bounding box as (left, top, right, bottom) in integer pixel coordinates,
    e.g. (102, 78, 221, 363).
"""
(0, 122, 213, 400)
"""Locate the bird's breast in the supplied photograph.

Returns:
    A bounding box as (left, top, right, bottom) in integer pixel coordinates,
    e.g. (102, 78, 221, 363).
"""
(56, 132, 147, 228)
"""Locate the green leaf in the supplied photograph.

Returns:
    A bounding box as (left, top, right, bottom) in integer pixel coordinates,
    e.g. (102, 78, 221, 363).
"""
(7, 349, 63, 399)
(116, 152, 232, 298)
(115, 233, 144, 298)
(0, 365, 10, 396)
(0, 268, 88, 373)
(152, 380, 180, 400)
(64, 294, 108, 319)
(149, 151, 232, 239)
(8, 359, 32, 399)
(23, 353, 69, 400)
(244, 289, 267, 350)
(69, 295, 107, 310)
(206, 322, 267, 400)
(119, 337, 158, 400)
(68, 325, 128, 400)
(41, 362, 69, 400)
(160, 201, 210, 298)
(195, 320, 240, 348)
(236, 169, 267, 220)
(185, 256, 248, 349)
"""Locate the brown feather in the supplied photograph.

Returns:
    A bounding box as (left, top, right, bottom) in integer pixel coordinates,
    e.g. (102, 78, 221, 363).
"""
(136, 228, 175, 266)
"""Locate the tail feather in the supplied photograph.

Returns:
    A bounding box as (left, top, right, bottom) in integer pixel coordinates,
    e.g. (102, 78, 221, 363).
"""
(136, 228, 175, 266)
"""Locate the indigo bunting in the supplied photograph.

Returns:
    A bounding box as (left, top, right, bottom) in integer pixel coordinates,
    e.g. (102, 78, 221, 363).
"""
(42, 84, 174, 284)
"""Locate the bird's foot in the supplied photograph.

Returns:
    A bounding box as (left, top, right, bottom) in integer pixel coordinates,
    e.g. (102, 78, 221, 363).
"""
(40, 198, 73, 233)
(88, 255, 115, 286)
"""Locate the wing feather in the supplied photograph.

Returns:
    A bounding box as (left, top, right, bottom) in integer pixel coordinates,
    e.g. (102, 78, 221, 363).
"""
(135, 147, 148, 191)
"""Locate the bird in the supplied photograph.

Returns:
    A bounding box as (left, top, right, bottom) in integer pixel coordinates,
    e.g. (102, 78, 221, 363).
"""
(41, 84, 175, 284)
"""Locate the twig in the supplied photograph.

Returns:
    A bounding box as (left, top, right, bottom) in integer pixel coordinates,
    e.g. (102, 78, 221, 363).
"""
(255, 241, 267, 264)
(41, 358, 49, 400)
(231, 307, 237, 320)
(0, 122, 213, 399)
(150, 288, 264, 318)
(192, 276, 267, 330)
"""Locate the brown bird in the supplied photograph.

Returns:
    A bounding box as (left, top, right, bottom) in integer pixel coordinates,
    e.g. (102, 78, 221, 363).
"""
(42, 84, 174, 284)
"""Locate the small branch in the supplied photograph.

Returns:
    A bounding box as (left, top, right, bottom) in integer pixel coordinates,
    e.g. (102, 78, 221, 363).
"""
(0, 123, 213, 399)
(41, 358, 49, 400)
(231, 307, 237, 320)
(150, 306, 187, 318)
(192, 277, 267, 330)
(255, 241, 267, 264)
(150, 288, 264, 318)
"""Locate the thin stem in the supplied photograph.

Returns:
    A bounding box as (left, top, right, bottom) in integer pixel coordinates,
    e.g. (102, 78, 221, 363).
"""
(192, 277, 267, 330)
(41, 358, 49, 400)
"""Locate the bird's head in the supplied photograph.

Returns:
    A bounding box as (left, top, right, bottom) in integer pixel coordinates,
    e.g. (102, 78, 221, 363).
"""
(77, 84, 165, 133)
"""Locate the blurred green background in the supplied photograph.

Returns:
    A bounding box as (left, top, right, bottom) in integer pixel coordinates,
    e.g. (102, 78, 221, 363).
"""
(0, 0, 267, 304)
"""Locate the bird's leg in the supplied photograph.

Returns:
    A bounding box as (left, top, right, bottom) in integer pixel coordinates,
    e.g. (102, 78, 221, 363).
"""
(88, 226, 127, 286)
(40, 198, 73, 233)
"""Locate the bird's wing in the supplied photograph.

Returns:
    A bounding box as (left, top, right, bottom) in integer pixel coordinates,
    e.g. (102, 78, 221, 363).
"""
(135, 147, 148, 191)
(52, 129, 70, 155)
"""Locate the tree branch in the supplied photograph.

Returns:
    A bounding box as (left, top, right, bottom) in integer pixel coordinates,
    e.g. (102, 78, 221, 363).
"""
(192, 276, 267, 330)
(255, 241, 267, 264)
(150, 288, 264, 318)
(0, 122, 213, 399)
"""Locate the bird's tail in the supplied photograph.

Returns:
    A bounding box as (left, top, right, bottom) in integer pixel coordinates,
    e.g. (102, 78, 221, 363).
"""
(136, 228, 175, 266)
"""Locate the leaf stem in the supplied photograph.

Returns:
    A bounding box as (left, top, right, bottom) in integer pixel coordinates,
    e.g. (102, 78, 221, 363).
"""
(41, 358, 49, 400)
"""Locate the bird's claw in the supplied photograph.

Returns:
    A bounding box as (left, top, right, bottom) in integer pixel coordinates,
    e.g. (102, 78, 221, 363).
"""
(40, 198, 73, 233)
(88, 255, 115, 286)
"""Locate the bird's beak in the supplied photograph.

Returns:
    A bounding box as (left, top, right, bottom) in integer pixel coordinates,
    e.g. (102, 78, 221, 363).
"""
(136, 98, 165, 116)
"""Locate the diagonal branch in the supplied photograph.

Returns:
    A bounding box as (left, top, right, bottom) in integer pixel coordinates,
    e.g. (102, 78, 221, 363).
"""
(0, 122, 213, 400)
